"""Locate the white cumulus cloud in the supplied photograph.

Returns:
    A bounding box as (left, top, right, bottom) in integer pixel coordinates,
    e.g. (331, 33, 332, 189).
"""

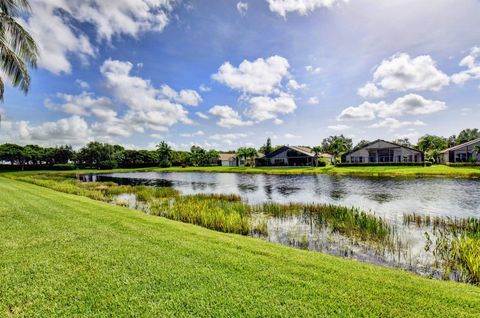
(451, 46, 480, 85)
(212, 55, 290, 95)
(338, 94, 446, 121)
(22, 0, 176, 74)
(369, 118, 426, 130)
(208, 105, 254, 128)
(266, 0, 346, 17)
(247, 95, 297, 122)
(100, 59, 192, 132)
(358, 53, 450, 98)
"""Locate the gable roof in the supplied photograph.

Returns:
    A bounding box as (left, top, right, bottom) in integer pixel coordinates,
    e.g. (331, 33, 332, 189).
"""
(264, 145, 316, 158)
(345, 139, 422, 156)
(218, 153, 236, 161)
(440, 137, 480, 153)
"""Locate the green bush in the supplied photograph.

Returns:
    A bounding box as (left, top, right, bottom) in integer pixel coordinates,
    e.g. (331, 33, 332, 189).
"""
(317, 160, 327, 167)
(98, 160, 118, 170)
(159, 159, 172, 168)
(336, 162, 429, 167)
(52, 163, 77, 170)
(447, 163, 480, 167)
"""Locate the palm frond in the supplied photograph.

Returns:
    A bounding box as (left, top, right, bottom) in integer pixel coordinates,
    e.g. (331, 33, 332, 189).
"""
(0, 0, 31, 16)
(0, 35, 30, 99)
(0, 12, 38, 66)
(0, 76, 4, 101)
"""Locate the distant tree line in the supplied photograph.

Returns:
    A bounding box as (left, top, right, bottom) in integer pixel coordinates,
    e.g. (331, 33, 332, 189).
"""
(0, 141, 220, 170)
(1, 128, 478, 169)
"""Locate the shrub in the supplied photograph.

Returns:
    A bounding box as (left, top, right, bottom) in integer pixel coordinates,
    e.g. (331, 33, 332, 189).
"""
(52, 163, 77, 170)
(317, 160, 327, 167)
(98, 160, 118, 170)
(159, 159, 172, 168)
(336, 162, 429, 167)
(447, 163, 480, 167)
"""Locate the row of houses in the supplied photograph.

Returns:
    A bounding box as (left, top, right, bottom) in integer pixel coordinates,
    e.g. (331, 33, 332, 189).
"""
(218, 138, 480, 167)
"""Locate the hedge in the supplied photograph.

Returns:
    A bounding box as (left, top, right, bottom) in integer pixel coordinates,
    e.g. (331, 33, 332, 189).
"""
(446, 162, 480, 167)
(336, 162, 431, 167)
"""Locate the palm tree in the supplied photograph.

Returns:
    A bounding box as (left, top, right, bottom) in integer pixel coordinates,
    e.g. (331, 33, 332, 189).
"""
(237, 147, 252, 166)
(0, 0, 38, 101)
(246, 147, 257, 166)
(157, 141, 173, 166)
(312, 146, 323, 166)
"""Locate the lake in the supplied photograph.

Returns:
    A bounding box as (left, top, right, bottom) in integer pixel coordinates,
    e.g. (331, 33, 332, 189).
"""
(84, 171, 480, 221)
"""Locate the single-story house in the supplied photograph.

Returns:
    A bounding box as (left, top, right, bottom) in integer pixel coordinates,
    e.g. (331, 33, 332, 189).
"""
(256, 145, 331, 167)
(218, 153, 243, 166)
(439, 138, 480, 164)
(343, 139, 424, 164)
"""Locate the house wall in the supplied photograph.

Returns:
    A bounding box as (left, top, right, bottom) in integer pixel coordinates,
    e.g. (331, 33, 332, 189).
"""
(264, 148, 314, 166)
(450, 141, 480, 162)
(345, 141, 422, 163)
(439, 140, 480, 163)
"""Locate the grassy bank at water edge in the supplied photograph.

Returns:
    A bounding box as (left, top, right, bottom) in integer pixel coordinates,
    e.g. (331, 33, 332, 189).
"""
(3, 164, 480, 178)
(1, 177, 480, 316)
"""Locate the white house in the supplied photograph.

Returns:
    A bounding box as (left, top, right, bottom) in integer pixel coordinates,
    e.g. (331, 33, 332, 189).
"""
(439, 138, 480, 164)
(218, 153, 241, 166)
(343, 140, 424, 164)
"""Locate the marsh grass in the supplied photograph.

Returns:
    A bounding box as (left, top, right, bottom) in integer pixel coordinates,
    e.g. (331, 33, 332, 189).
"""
(256, 202, 392, 244)
(419, 215, 480, 284)
(404, 213, 480, 233)
(152, 194, 253, 235)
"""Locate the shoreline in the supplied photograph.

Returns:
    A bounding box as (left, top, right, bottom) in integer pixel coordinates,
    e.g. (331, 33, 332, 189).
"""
(3, 164, 480, 179)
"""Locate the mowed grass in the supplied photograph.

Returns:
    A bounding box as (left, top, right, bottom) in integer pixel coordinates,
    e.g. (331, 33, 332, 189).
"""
(153, 165, 480, 177)
(4, 164, 480, 178)
(1, 177, 480, 317)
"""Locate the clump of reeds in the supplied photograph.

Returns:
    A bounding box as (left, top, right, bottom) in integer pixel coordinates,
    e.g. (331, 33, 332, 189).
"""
(404, 213, 480, 233)
(151, 194, 253, 234)
(185, 193, 242, 202)
(255, 202, 392, 244)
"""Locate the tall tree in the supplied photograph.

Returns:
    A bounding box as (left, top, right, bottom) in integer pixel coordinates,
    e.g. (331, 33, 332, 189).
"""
(456, 128, 480, 145)
(312, 146, 323, 166)
(447, 135, 457, 148)
(416, 135, 448, 152)
(259, 138, 273, 155)
(0, 143, 23, 164)
(392, 138, 412, 148)
(0, 0, 38, 101)
(417, 134, 448, 163)
(321, 135, 353, 163)
(353, 140, 370, 150)
(157, 141, 173, 167)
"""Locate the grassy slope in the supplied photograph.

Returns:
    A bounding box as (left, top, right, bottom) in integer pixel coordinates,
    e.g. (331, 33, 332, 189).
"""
(1, 177, 479, 317)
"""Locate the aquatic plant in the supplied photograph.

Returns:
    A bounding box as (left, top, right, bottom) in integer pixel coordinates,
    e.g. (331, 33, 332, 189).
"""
(404, 213, 480, 233)
(255, 202, 392, 244)
(151, 194, 252, 235)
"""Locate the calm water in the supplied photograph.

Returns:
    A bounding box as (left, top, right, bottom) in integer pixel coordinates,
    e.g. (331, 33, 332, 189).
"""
(86, 171, 480, 221)
(81, 171, 480, 276)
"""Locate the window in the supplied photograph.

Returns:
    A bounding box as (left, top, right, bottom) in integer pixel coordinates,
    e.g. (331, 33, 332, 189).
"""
(378, 149, 394, 162)
(456, 153, 469, 162)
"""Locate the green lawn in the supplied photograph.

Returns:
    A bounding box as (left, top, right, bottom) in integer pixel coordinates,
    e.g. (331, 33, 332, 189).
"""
(4, 164, 480, 179)
(153, 164, 480, 177)
(1, 176, 480, 317)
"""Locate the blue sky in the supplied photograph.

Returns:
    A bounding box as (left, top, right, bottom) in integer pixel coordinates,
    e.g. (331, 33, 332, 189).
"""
(1, 0, 479, 150)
